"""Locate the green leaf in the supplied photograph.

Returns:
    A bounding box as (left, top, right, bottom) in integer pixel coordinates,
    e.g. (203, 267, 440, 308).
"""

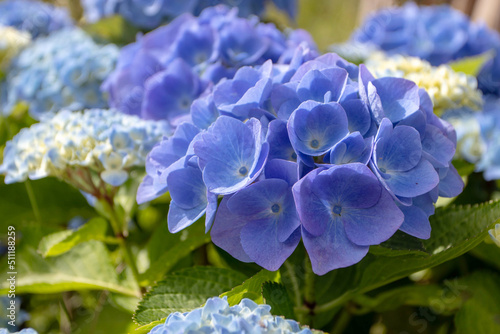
(470, 242, 500, 271)
(83, 15, 140, 45)
(313, 200, 500, 318)
(139, 222, 212, 286)
(353, 284, 461, 314)
(262, 282, 295, 319)
(0, 177, 95, 228)
(449, 52, 492, 76)
(38, 217, 115, 257)
(0, 241, 140, 297)
(134, 267, 247, 326)
(455, 271, 500, 334)
(133, 320, 164, 334)
(370, 230, 428, 257)
(221, 269, 281, 306)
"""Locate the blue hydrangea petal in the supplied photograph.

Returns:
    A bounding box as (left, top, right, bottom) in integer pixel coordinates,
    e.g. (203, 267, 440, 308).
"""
(264, 159, 298, 186)
(438, 165, 464, 198)
(341, 99, 371, 136)
(271, 82, 301, 120)
(241, 221, 301, 271)
(371, 77, 420, 123)
(301, 224, 369, 275)
(168, 201, 207, 233)
(312, 163, 382, 209)
(137, 175, 167, 204)
(211, 196, 253, 263)
(167, 166, 206, 209)
(342, 188, 404, 246)
(296, 68, 348, 103)
(266, 119, 296, 161)
(329, 132, 373, 165)
(398, 204, 432, 239)
(374, 121, 422, 172)
(380, 159, 440, 198)
(421, 124, 455, 168)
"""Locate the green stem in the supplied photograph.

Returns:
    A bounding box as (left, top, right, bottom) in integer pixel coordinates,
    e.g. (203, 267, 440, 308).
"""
(105, 199, 141, 288)
(302, 256, 316, 326)
(25, 180, 42, 224)
(330, 306, 352, 334)
(313, 292, 350, 314)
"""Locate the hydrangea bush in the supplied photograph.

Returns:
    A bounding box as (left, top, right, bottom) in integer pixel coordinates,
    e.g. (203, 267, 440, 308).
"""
(0, 0, 73, 38)
(1, 29, 119, 119)
(81, 0, 297, 29)
(103, 5, 317, 126)
(1, 2, 500, 334)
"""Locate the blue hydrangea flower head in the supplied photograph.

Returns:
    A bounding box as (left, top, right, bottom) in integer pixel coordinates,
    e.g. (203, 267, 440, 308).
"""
(149, 297, 312, 334)
(350, 2, 500, 66)
(2, 29, 119, 119)
(0, 109, 169, 194)
(0, 0, 73, 38)
(137, 51, 464, 274)
(102, 5, 317, 126)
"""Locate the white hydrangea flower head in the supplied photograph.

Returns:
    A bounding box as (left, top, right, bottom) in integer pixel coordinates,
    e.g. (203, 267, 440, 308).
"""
(366, 52, 483, 114)
(0, 108, 170, 194)
(0, 25, 31, 70)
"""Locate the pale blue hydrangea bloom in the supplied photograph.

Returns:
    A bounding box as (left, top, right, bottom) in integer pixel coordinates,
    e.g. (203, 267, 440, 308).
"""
(0, 0, 73, 38)
(489, 224, 500, 247)
(149, 297, 312, 334)
(0, 109, 169, 189)
(1, 29, 119, 119)
(0, 329, 37, 334)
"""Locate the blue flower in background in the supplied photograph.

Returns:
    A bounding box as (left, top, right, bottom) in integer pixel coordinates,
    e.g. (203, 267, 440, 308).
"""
(102, 5, 317, 126)
(137, 52, 463, 274)
(350, 2, 500, 66)
(148, 297, 312, 334)
(2, 29, 119, 120)
(0, 0, 73, 38)
(81, 0, 298, 29)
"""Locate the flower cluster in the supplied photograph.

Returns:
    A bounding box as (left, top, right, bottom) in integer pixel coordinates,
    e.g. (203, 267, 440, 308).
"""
(366, 53, 483, 114)
(1, 29, 119, 119)
(0, 109, 169, 192)
(0, 26, 31, 71)
(350, 2, 500, 66)
(443, 97, 500, 180)
(0, 330, 37, 334)
(138, 53, 463, 275)
(82, 0, 297, 29)
(149, 297, 312, 334)
(102, 5, 317, 126)
(0, 0, 73, 38)
(490, 224, 500, 247)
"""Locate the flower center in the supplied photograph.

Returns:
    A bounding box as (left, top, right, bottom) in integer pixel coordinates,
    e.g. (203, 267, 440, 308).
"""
(310, 139, 320, 148)
(332, 205, 342, 215)
(239, 166, 248, 176)
(271, 204, 280, 213)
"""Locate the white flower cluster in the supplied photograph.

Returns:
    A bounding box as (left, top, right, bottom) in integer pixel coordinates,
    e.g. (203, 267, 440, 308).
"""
(2, 28, 118, 119)
(0, 109, 170, 189)
(0, 26, 31, 71)
(366, 52, 483, 113)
